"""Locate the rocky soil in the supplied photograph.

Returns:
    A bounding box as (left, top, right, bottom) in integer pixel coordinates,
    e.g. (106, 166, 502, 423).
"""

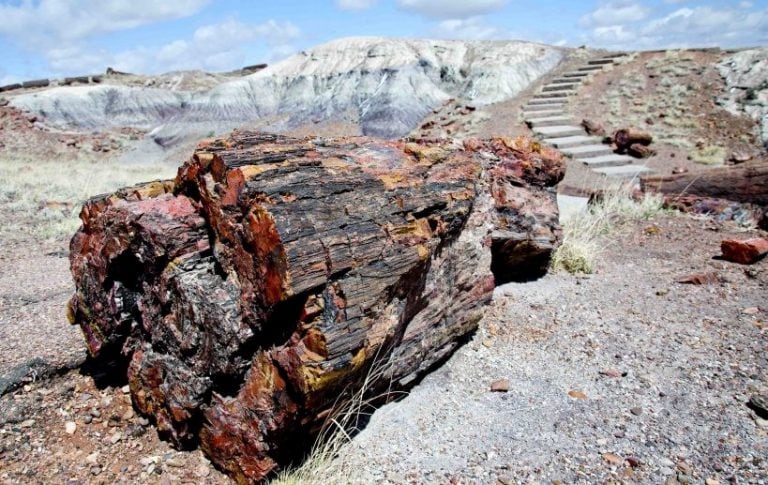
(334, 215, 768, 484)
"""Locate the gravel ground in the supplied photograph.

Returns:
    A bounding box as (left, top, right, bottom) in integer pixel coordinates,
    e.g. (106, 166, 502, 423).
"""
(333, 215, 768, 484)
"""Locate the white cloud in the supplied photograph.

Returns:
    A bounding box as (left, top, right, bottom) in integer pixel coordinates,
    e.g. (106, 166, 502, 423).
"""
(432, 16, 504, 40)
(579, 1, 650, 28)
(398, 0, 507, 19)
(641, 6, 768, 45)
(25, 18, 301, 76)
(582, 4, 768, 50)
(336, 0, 377, 10)
(0, 0, 210, 49)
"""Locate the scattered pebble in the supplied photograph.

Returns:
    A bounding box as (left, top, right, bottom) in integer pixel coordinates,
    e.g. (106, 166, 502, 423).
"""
(65, 421, 77, 434)
(490, 379, 510, 392)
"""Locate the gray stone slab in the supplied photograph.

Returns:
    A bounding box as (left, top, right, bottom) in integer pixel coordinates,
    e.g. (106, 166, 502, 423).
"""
(578, 154, 635, 168)
(557, 194, 590, 221)
(542, 84, 577, 92)
(526, 116, 575, 128)
(546, 135, 604, 148)
(534, 91, 572, 99)
(560, 144, 614, 158)
(522, 109, 565, 118)
(527, 99, 566, 106)
(577, 65, 604, 72)
(562, 72, 589, 78)
(593, 164, 653, 178)
(551, 78, 583, 84)
(534, 125, 585, 138)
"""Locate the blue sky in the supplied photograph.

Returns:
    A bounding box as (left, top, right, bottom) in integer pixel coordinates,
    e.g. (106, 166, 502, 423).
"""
(0, 0, 766, 84)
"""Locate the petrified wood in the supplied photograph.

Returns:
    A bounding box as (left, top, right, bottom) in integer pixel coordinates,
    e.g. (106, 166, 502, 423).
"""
(68, 132, 564, 482)
(641, 160, 768, 206)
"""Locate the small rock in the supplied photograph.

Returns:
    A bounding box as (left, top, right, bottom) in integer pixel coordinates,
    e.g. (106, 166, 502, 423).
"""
(19, 419, 34, 428)
(490, 379, 510, 393)
(568, 390, 588, 400)
(706, 479, 721, 485)
(603, 453, 624, 465)
(600, 369, 622, 378)
(165, 458, 184, 468)
(86, 452, 99, 465)
(747, 394, 768, 419)
(90, 409, 101, 418)
(90, 466, 101, 476)
(65, 421, 77, 434)
(721, 238, 768, 265)
(626, 456, 643, 468)
(83, 415, 93, 425)
(121, 385, 130, 394)
(630, 407, 643, 416)
(742, 307, 760, 316)
(109, 431, 122, 444)
(138, 417, 150, 427)
(195, 463, 211, 477)
(676, 272, 720, 285)
(122, 408, 135, 421)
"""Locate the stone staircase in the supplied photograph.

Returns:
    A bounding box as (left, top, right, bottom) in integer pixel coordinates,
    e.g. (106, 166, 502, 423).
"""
(523, 53, 653, 180)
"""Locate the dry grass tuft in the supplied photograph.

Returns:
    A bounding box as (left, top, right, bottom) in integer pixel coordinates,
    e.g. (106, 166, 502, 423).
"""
(273, 358, 404, 485)
(0, 154, 177, 242)
(552, 187, 665, 274)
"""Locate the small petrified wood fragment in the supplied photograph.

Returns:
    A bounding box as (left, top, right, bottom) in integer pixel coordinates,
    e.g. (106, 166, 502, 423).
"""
(68, 132, 564, 483)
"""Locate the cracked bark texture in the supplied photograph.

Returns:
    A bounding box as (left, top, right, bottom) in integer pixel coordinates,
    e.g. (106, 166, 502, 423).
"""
(68, 131, 564, 483)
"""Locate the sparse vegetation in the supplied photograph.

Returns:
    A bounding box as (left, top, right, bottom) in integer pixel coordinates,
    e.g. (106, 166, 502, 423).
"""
(274, 360, 404, 485)
(0, 154, 177, 242)
(551, 187, 665, 274)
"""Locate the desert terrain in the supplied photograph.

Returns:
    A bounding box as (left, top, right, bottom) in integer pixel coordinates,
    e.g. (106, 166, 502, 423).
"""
(0, 38, 767, 484)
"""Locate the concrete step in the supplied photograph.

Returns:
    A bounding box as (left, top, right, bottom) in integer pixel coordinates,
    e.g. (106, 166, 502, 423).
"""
(546, 135, 604, 149)
(557, 194, 589, 221)
(522, 109, 565, 118)
(542, 83, 577, 92)
(601, 52, 627, 59)
(561, 144, 614, 158)
(527, 99, 566, 106)
(534, 125, 585, 139)
(593, 164, 653, 178)
(526, 116, 575, 128)
(587, 59, 615, 66)
(533, 91, 572, 99)
(578, 154, 635, 168)
(577, 65, 605, 72)
(551, 78, 583, 84)
(562, 72, 589, 78)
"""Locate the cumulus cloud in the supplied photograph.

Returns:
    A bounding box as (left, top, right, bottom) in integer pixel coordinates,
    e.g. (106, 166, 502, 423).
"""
(30, 18, 301, 76)
(336, 0, 377, 10)
(398, 0, 507, 19)
(432, 16, 504, 40)
(579, 1, 650, 28)
(0, 0, 210, 49)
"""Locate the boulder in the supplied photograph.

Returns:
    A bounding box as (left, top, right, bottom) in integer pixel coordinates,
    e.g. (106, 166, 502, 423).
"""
(68, 131, 564, 482)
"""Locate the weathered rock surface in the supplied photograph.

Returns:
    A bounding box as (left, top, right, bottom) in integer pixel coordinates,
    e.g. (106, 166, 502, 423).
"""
(717, 48, 768, 146)
(11, 37, 563, 144)
(721, 238, 768, 265)
(68, 131, 564, 482)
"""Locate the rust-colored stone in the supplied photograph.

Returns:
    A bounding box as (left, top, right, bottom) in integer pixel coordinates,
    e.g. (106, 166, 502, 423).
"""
(721, 238, 768, 265)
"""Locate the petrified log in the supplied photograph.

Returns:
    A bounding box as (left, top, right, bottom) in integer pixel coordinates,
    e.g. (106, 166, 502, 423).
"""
(613, 128, 653, 151)
(627, 143, 655, 159)
(641, 160, 768, 206)
(68, 132, 564, 482)
(581, 119, 605, 137)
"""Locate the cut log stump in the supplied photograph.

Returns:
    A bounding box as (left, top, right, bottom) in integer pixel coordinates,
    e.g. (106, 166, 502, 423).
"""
(68, 131, 564, 482)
